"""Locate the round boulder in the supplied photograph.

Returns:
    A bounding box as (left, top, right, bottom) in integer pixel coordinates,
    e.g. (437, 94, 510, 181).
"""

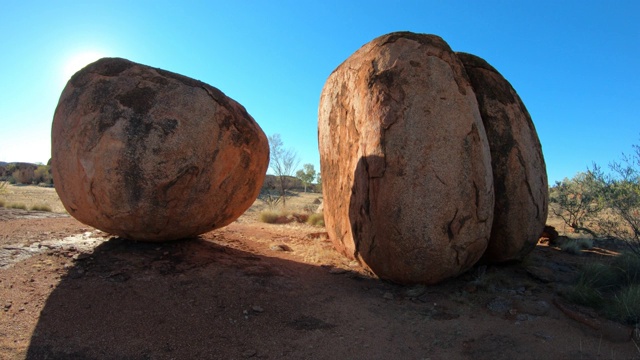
(457, 52, 549, 262)
(318, 32, 495, 284)
(52, 58, 269, 241)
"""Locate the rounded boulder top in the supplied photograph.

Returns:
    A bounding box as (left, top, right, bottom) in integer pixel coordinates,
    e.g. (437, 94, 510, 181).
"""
(319, 32, 495, 284)
(52, 57, 269, 241)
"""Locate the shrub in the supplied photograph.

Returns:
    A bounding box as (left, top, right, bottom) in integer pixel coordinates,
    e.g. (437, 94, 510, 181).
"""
(0, 199, 4, 207)
(259, 210, 280, 224)
(567, 262, 617, 308)
(606, 285, 640, 325)
(8, 203, 27, 210)
(33, 165, 53, 185)
(307, 213, 325, 227)
(559, 240, 583, 255)
(30, 204, 52, 212)
(567, 252, 640, 325)
(549, 172, 603, 237)
(558, 238, 594, 254)
(611, 252, 640, 285)
(258, 210, 292, 224)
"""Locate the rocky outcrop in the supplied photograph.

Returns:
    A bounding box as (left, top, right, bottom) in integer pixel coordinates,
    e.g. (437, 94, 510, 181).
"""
(52, 57, 269, 241)
(457, 52, 548, 263)
(318, 32, 494, 284)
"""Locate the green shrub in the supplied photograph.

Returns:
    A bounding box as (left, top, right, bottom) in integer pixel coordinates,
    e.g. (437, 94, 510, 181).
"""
(567, 253, 640, 325)
(8, 203, 27, 210)
(559, 240, 583, 255)
(567, 262, 616, 307)
(30, 204, 52, 212)
(307, 213, 325, 227)
(606, 285, 640, 325)
(611, 252, 640, 285)
(558, 237, 593, 255)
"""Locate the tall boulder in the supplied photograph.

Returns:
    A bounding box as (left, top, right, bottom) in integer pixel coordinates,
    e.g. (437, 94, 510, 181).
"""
(318, 32, 494, 284)
(457, 53, 549, 262)
(52, 58, 269, 241)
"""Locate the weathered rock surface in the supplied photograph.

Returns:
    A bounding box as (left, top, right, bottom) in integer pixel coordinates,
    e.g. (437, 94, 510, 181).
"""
(457, 52, 548, 263)
(318, 32, 494, 284)
(52, 57, 269, 241)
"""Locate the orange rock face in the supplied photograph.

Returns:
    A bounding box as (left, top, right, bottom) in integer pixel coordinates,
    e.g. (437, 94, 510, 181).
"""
(458, 52, 549, 263)
(52, 58, 269, 241)
(318, 32, 494, 284)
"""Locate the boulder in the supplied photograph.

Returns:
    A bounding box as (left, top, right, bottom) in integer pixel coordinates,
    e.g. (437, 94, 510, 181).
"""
(52, 58, 269, 241)
(318, 32, 494, 284)
(457, 52, 548, 263)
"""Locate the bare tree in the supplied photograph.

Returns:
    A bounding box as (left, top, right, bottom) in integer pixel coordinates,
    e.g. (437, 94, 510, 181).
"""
(268, 134, 300, 206)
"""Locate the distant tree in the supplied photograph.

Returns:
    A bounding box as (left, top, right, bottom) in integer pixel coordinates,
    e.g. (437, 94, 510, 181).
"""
(295, 164, 316, 193)
(316, 172, 322, 192)
(268, 134, 300, 206)
(34, 165, 52, 185)
(551, 139, 640, 255)
(12, 167, 35, 185)
(549, 172, 603, 237)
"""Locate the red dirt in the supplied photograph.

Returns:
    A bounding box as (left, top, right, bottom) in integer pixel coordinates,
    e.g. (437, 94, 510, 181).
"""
(1, 207, 639, 359)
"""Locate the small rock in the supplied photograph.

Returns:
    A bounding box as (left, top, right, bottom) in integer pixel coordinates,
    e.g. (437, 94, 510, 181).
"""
(515, 299, 550, 316)
(405, 285, 427, 298)
(383, 292, 394, 300)
(329, 267, 348, 274)
(242, 349, 257, 358)
(251, 306, 264, 313)
(487, 296, 513, 316)
(534, 332, 553, 341)
(270, 244, 292, 252)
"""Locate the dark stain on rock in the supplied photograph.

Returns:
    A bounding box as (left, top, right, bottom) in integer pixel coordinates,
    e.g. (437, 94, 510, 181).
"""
(368, 68, 395, 89)
(381, 31, 451, 52)
(149, 76, 169, 86)
(117, 87, 156, 115)
(458, 52, 516, 106)
(157, 118, 178, 136)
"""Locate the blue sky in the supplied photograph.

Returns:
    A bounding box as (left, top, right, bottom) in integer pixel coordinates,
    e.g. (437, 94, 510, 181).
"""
(0, 1, 638, 184)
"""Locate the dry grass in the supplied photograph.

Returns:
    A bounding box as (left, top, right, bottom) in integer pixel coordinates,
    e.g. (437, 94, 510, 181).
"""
(7, 203, 27, 210)
(307, 213, 325, 226)
(30, 204, 53, 212)
(0, 183, 66, 213)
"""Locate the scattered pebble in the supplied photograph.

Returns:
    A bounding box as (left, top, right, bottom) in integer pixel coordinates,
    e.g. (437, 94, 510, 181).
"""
(383, 292, 394, 300)
(270, 244, 292, 252)
(242, 349, 257, 358)
(329, 267, 348, 274)
(252, 305, 264, 313)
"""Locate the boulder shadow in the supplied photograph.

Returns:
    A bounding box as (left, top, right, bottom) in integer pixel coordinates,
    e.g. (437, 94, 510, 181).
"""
(25, 235, 381, 359)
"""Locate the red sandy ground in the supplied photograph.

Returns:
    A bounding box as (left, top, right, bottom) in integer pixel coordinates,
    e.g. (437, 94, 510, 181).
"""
(1, 207, 639, 359)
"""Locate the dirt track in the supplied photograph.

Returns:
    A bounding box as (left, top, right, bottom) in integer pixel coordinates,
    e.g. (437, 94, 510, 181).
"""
(1, 207, 639, 359)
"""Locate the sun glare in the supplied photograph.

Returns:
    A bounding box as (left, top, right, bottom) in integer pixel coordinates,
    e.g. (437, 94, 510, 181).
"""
(62, 51, 106, 81)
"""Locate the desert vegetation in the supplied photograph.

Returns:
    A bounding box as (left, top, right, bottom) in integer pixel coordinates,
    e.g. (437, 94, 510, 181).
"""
(551, 140, 640, 328)
(0, 162, 53, 186)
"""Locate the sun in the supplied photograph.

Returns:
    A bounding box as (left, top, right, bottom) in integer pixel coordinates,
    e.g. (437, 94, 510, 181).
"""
(62, 51, 106, 81)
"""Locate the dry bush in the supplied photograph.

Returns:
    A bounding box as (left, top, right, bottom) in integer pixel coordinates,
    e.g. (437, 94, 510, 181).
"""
(259, 210, 292, 224)
(8, 203, 27, 210)
(30, 203, 52, 212)
(307, 213, 325, 227)
(0, 199, 5, 207)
